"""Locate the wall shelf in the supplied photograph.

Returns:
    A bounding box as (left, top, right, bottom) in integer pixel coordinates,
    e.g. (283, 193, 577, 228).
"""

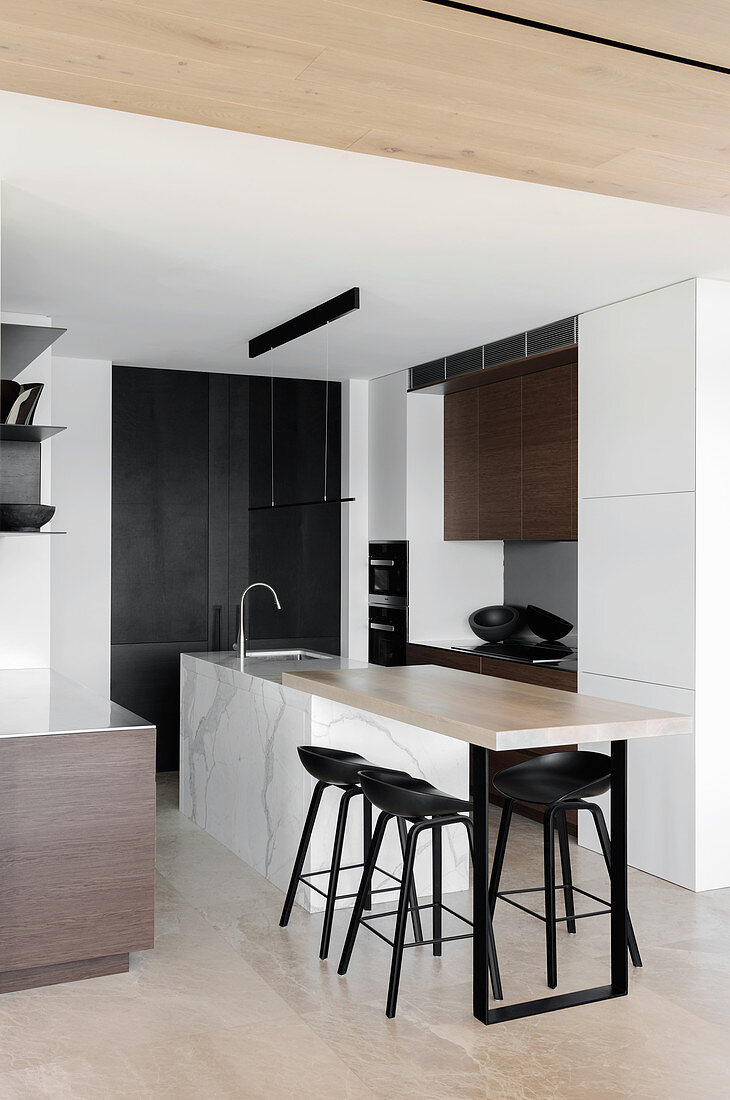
(0, 530, 66, 536)
(0, 322, 67, 381)
(0, 424, 67, 442)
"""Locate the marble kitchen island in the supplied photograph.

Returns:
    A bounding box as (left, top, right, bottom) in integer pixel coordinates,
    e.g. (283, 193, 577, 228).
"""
(179, 652, 470, 911)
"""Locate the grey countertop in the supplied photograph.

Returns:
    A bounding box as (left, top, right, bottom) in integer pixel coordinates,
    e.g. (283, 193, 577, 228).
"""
(0, 668, 154, 738)
(182, 650, 369, 685)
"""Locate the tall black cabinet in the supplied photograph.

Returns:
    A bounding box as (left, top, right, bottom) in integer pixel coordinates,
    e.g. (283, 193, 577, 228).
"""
(111, 367, 342, 771)
(111, 367, 249, 771)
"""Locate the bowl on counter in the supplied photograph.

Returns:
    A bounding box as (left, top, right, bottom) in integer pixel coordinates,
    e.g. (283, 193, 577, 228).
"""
(525, 604, 573, 641)
(0, 503, 56, 532)
(468, 604, 523, 642)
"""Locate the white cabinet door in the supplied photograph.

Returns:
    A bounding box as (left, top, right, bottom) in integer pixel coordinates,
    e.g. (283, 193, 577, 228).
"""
(579, 492, 694, 689)
(578, 672, 695, 889)
(579, 281, 695, 499)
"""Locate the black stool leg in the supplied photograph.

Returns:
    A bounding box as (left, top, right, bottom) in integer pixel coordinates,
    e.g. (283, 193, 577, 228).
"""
(590, 804, 642, 968)
(386, 820, 422, 1018)
(432, 822, 442, 957)
(489, 799, 513, 915)
(338, 811, 391, 976)
(320, 786, 361, 960)
(280, 780, 328, 927)
(544, 806, 558, 989)
(363, 795, 373, 911)
(556, 808, 577, 934)
(464, 817, 502, 1000)
(398, 817, 424, 944)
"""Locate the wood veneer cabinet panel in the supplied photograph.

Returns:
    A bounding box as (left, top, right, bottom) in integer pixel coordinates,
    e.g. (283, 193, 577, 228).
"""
(0, 729, 155, 977)
(479, 656, 577, 693)
(521, 363, 575, 540)
(444, 390, 479, 540)
(406, 643, 480, 674)
(478, 378, 522, 540)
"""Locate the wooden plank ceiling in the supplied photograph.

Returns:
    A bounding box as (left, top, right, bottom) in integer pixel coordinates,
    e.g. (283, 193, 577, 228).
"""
(0, 0, 729, 213)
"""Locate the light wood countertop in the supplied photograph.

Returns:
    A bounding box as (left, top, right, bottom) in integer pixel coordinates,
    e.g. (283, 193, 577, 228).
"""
(283, 665, 691, 752)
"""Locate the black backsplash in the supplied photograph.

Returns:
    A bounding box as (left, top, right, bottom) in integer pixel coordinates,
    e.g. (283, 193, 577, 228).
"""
(503, 541, 578, 633)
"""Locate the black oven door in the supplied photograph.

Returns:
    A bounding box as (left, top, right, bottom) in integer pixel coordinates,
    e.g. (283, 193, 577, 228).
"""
(369, 541, 408, 602)
(368, 605, 407, 666)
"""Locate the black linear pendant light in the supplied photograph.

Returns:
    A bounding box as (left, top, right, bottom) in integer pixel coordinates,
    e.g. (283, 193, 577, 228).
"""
(248, 289, 359, 512)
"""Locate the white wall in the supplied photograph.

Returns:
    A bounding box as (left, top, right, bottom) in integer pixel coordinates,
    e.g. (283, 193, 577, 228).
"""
(341, 379, 369, 662)
(50, 357, 112, 696)
(406, 388, 503, 641)
(368, 371, 407, 541)
(0, 312, 53, 668)
(367, 370, 503, 642)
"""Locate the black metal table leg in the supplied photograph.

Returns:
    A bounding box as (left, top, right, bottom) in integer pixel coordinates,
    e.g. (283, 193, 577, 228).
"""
(473, 739, 632, 1025)
(472, 745, 489, 1024)
(610, 740, 629, 997)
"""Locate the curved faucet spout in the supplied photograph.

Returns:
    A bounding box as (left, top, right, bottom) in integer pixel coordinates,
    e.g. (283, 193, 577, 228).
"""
(236, 582, 282, 660)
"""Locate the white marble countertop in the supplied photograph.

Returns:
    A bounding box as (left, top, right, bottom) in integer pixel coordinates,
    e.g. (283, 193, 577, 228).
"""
(0, 668, 154, 738)
(182, 650, 368, 685)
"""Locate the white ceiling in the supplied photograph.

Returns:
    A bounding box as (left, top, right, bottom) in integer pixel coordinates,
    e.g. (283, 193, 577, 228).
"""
(2, 90, 730, 381)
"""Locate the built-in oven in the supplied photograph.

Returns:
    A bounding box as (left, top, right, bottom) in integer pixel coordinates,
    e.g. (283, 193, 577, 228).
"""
(369, 541, 408, 606)
(368, 603, 407, 667)
(368, 540, 408, 665)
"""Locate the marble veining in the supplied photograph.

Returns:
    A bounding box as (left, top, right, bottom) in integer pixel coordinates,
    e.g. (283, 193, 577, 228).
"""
(180, 653, 469, 912)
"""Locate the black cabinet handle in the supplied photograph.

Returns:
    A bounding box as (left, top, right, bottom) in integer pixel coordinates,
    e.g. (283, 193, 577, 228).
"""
(369, 622, 395, 632)
(370, 559, 395, 567)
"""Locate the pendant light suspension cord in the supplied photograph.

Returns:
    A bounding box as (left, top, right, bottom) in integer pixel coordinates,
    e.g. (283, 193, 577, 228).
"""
(324, 322, 329, 503)
(270, 373, 274, 507)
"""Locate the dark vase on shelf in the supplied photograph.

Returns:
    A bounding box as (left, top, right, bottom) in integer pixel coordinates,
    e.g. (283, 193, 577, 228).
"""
(0, 504, 56, 532)
(468, 605, 524, 642)
(0, 380, 44, 426)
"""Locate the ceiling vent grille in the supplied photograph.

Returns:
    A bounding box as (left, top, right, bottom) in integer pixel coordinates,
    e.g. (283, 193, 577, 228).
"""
(526, 317, 577, 356)
(483, 333, 527, 368)
(410, 358, 445, 389)
(445, 346, 483, 378)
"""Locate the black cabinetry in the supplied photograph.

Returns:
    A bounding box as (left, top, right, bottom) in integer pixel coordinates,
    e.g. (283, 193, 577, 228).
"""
(111, 368, 342, 770)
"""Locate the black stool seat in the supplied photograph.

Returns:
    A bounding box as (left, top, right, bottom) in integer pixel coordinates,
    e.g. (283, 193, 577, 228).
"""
(359, 770, 471, 818)
(492, 750, 611, 806)
(297, 745, 376, 787)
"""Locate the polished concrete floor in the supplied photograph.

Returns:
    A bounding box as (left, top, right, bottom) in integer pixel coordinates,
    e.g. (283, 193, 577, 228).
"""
(1, 774, 729, 1098)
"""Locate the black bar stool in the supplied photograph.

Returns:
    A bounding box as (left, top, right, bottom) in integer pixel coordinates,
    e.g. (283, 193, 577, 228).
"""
(279, 746, 423, 959)
(338, 768, 502, 1018)
(490, 750, 642, 989)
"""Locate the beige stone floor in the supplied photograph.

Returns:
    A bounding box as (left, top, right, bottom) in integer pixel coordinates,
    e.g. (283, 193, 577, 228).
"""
(1, 774, 730, 1098)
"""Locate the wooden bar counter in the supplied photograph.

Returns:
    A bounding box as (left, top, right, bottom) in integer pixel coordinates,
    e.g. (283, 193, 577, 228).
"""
(0, 669, 156, 994)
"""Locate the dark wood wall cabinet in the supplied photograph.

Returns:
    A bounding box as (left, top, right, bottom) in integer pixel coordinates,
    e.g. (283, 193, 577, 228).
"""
(443, 352, 577, 542)
(406, 643, 578, 835)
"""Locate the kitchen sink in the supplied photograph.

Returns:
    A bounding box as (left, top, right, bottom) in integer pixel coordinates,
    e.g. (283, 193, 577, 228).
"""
(243, 649, 332, 662)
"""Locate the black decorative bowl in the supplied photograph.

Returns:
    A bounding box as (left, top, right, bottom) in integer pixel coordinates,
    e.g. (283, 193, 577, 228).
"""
(469, 604, 523, 642)
(0, 503, 56, 532)
(525, 604, 573, 641)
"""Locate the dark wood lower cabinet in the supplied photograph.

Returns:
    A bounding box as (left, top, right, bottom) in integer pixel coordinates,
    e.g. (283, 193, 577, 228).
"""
(406, 643, 578, 835)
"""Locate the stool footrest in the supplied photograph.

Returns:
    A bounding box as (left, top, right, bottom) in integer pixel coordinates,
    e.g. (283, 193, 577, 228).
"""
(298, 862, 404, 901)
(497, 884, 610, 924)
(359, 900, 473, 949)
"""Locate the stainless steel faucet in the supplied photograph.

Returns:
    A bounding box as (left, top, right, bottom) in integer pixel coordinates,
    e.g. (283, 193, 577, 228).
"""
(235, 583, 282, 659)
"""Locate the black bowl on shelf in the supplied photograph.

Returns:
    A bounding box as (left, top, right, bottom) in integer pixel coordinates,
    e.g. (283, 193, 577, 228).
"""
(0, 503, 56, 532)
(525, 604, 573, 641)
(468, 604, 523, 642)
